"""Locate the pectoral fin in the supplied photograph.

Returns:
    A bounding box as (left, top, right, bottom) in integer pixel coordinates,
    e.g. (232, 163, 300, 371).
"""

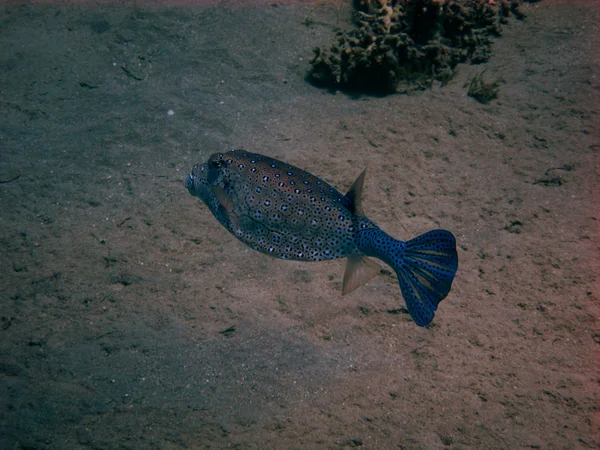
(342, 254, 381, 295)
(211, 186, 241, 229)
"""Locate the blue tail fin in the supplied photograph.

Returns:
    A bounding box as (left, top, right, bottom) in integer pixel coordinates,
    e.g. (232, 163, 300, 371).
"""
(355, 228, 458, 326)
(395, 230, 458, 326)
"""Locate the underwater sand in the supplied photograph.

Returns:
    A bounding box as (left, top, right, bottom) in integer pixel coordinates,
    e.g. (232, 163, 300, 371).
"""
(1, 0, 598, 448)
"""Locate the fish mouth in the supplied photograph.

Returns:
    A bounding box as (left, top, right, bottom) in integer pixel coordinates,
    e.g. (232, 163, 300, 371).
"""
(184, 173, 194, 190)
(185, 162, 209, 197)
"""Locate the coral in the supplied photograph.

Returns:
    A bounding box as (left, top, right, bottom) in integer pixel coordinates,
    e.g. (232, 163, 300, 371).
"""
(308, 0, 524, 94)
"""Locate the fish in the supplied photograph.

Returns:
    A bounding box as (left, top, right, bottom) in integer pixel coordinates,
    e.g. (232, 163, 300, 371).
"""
(185, 149, 458, 327)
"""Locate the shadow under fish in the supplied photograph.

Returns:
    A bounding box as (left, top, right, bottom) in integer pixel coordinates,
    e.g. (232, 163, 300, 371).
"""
(185, 150, 458, 327)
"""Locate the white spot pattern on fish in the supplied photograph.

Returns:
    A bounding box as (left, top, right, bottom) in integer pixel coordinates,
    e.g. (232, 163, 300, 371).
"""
(186, 149, 458, 327)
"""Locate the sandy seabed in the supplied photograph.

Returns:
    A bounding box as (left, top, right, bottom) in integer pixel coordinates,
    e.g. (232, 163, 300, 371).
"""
(1, 0, 598, 448)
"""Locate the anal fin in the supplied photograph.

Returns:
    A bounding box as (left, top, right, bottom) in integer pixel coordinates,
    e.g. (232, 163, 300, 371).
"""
(342, 254, 381, 295)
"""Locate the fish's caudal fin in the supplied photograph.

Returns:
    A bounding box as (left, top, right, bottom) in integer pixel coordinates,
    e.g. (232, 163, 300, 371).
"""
(398, 230, 458, 326)
(356, 228, 458, 327)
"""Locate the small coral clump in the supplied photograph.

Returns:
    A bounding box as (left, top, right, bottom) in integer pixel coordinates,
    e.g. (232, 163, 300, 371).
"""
(308, 0, 524, 94)
(467, 70, 502, 103)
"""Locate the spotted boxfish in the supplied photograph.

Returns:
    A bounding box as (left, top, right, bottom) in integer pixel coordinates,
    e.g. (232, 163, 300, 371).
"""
(185, 150, 458, 327)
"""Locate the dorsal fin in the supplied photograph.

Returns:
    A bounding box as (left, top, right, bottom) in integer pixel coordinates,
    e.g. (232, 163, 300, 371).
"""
(342, 254, 381, 295)
(344, 169, 367, 216)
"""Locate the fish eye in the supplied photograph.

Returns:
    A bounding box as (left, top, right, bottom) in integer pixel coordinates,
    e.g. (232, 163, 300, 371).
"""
(211, 159, 224, 168)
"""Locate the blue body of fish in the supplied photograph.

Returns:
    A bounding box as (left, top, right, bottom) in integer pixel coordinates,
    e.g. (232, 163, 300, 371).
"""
(186, 150, 458, 326)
